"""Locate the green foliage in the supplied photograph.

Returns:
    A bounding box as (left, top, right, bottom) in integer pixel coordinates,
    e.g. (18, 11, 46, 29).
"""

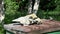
(4, 0, 28, 23)
(0, 0, 60, 34)
(4, 0, 60, 24)
(4, 0, 20, 23)
(37, 0, 60, 21)
(40, 0, 57, 11)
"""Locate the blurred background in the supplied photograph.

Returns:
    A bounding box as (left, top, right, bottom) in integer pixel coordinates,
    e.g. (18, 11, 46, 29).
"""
(0, 0, 60, 34)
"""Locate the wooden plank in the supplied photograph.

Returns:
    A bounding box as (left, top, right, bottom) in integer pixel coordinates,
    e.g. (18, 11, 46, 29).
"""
(4, 19, 60, 34)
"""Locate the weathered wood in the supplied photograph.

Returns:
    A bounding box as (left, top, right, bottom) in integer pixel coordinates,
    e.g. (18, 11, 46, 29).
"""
(0, 0, 4, 23)
(0, 0, 2, 4)
(4, 19, 60, 34)
(28, 0, 40, 14)
(33, 0, 40, 14)
(28, 0, 33, 14)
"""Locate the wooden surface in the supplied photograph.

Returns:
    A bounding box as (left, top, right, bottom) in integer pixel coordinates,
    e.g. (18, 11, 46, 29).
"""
(4, 19, 60, 34)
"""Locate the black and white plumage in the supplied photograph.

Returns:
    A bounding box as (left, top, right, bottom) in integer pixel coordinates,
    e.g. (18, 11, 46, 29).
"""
(12, 13, 37, 26)
(33, 18, 42, 25)
(12, 17, 30, 26)
(12, 13, 42, 26)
